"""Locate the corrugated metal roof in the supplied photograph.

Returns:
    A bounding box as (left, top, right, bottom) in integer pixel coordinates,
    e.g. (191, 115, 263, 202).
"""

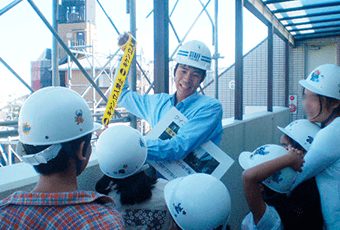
(262, 0, 340, 41)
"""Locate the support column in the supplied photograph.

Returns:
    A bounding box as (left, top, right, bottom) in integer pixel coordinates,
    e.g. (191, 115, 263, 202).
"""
(129, 0, 137, 128)
(235, 0, 243, 120)
(154, 0, 169, 93)
(52, 0, 60, 86)
(268, 23, 273, 112)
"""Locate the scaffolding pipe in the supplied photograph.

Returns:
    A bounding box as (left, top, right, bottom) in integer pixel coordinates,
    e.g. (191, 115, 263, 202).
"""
(136, 61, 152, 85)
(52, 0, 60, 86)
(198, 0, 214, 30)
(26, 0, 108, 102)
(0, 130, 18, 138)
(169, 0, 212, 60)
(0, 56, 34, 93)
(168, 0, 181, 42)
(0, 0, 23, 16)
(80, 49, 120, 96)
(0, 120, 18, 126)
(96, 0, 120, 35)
(169, 19, 181, 43)
(169, 0, 180, 17)
(129, 0, 137, 128)
(214, 0, 219, 99)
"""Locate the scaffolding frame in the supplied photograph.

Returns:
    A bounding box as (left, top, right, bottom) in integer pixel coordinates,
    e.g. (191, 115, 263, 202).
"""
(0, 0, 220, 110)
(0, 0, 292, 166)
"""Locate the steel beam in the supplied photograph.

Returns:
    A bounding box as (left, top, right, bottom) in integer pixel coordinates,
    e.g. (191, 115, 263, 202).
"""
(153, 0, 169, 93)
(244, 0, 294, 46)
(235, 0, 243, 120)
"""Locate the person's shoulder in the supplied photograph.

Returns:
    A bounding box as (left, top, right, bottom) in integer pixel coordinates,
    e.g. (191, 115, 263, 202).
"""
(196, 95, 222, 111)
(315, 118, 340, 141)
(77, 200, 124, 228)
(0, 191, 23, 206)
(193, 93, 221, 105)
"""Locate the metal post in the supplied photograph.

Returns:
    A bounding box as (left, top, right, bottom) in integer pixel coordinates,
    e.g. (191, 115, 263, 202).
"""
(214, 0, 219, 99)
(154, 0, 169, 93)
(268, 23, 273, 112)
(92, 40, 96, 111)
(235, 0, 243, 120)
(52, 0, 60, 86)
(129, 0, 137, 128)
(285, 40, 289, 107)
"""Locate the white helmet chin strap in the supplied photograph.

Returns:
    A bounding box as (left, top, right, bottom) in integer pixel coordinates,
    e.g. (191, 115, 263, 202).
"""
(134, 164, 150, 175)
(17, 142, 62, 166)
(321, 106, 340, 128)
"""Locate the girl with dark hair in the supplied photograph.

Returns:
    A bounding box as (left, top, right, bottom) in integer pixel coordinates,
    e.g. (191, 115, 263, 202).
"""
(287, 64, 340, 229)
(95, 125, 171, 230)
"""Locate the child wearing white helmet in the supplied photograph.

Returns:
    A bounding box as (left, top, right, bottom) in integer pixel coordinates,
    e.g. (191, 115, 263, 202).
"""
(95, 125, 172, 230)
(0, 87, 124, 229)
(283, 64, 340, 229)
(117, 40, 222, 165)
(275, 119, 324, 229)
(239, 144, 304, 230)
(164, 173, 231, 230)
(239, 118, 324, 230)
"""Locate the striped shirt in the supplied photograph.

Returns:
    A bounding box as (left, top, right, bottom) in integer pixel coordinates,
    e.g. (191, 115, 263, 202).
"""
(0, 191, 125, 229)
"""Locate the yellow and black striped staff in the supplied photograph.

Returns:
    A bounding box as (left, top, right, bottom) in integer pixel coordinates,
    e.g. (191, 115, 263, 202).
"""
(102, 32, 137, 126)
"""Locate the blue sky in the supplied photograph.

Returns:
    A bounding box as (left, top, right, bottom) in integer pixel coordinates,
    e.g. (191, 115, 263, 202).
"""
(0, 0, 267, 100)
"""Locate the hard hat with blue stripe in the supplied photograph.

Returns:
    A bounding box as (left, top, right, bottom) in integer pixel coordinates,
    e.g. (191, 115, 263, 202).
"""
(175, 40, 212, 71)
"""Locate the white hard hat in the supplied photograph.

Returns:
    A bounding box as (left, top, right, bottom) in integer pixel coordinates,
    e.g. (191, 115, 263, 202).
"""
(164, 173, 231, 230)
(277, 119, 320, 151)
(96, 125, 148, 179)
(174, 40, 212, 71)
(18, 86, 101, 146)
(238, 144, 297, 193)
(299, 63, 340, 100)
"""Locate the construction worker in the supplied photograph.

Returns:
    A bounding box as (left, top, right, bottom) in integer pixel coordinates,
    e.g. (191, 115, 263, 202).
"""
(118, 40, 223, 161)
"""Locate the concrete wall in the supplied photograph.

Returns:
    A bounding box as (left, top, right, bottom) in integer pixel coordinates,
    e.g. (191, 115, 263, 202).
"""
(219, 107, 290, 229)
(0, 107, 290, 229)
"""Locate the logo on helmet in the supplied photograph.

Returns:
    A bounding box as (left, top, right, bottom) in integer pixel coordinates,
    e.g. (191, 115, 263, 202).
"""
(310, 70, 324, 82)
(117, 164, 128, 175)
(173, 203, 186, 217)
(250, 146, 269, 158)
(306, 136, 314, 144)
(189, 51, 201, 62)
(75, 109, 84, 125)
(23, 122, 31, 135)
